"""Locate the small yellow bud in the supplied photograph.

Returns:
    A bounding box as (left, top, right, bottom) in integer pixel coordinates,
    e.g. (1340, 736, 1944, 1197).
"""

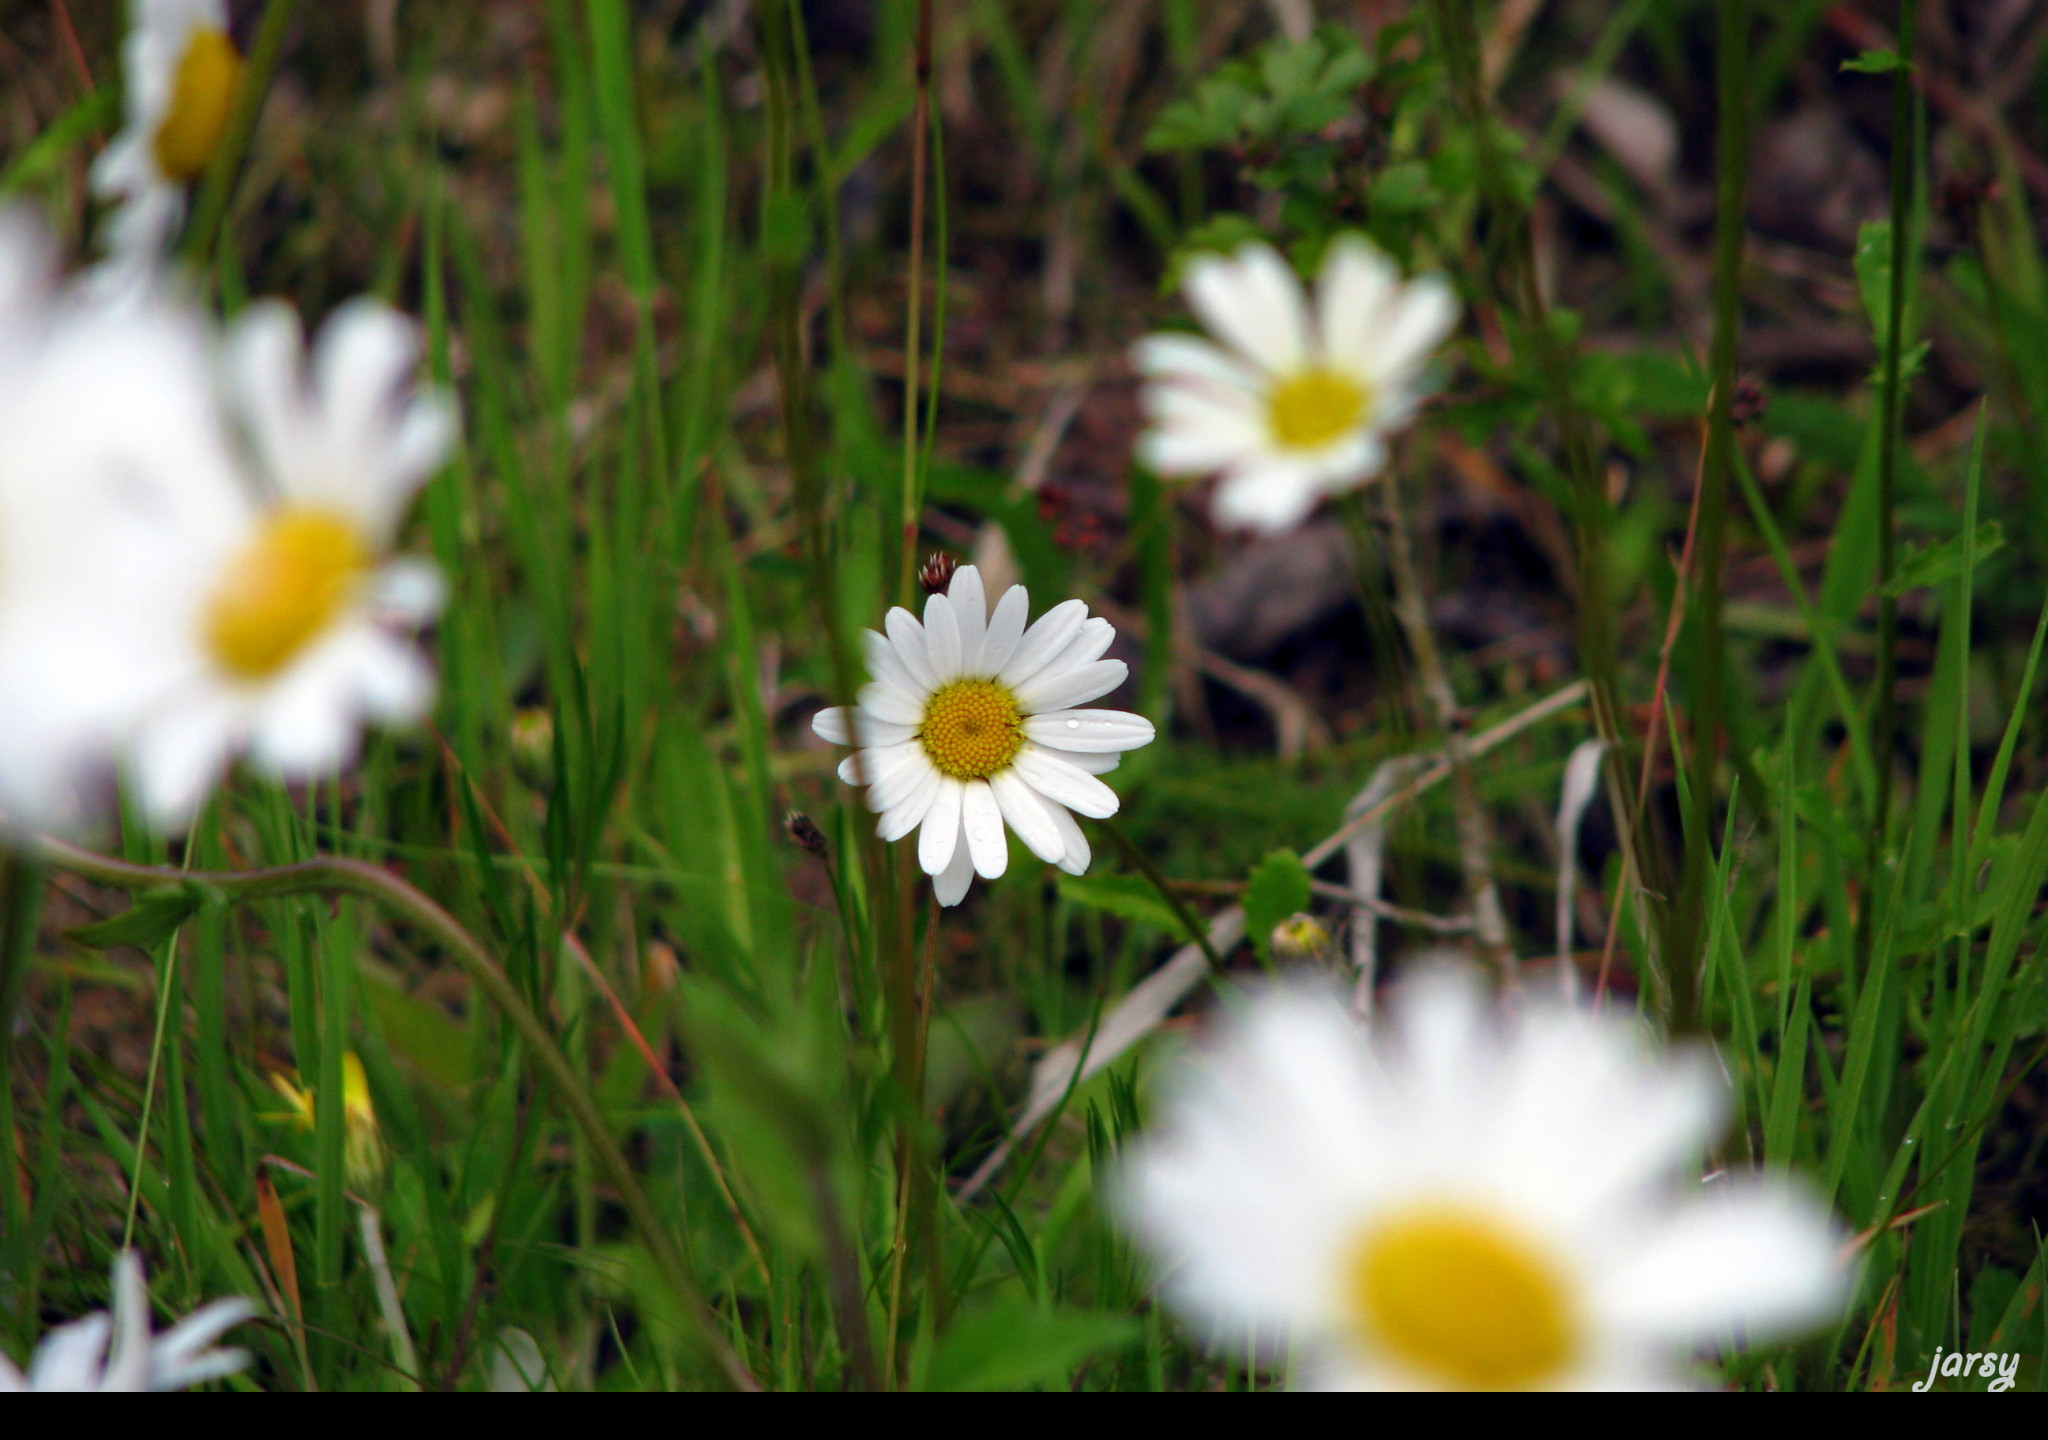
(1272, 912, 1331, 961)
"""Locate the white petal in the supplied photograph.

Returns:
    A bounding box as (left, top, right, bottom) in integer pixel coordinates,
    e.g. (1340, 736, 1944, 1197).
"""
(1133, 332, 1265, 392)
(149, 1298, 255, 1392)
(885, 607, 939, 691)
(866, 747, 940, 813)
(857, 681, 926, 727)
(1594, 1184, 1845, 1343)
(812, 706, 855, 745)
(1014, 658, 1128, 713)
(839, 738, 923, 791)
(1139, 415, 1264, 476)
(1184, 243, 1309, 374)
(877, 765, 943, 841)
(101, 1252, 152, 1392)
(932, 822, 976, 906)
(1314, 236, 1399, 369)
(999, 599, 1089, 689)
(1041, 616, 1116, 678)
(1013, 745, 1120, 819)
(961, 779, 1009, 879)
(27, 1314, 112, 1390)
(1036, 745, 1121, 775)
(1212, 461, 1327, 534)
(863, 627, 930, 703)
(131, 701, 238, 832)
(980, 584, 1029, 676)
(919, 778, 966, 875)
(949, 564, 988, 670)
(369, 557, 446, 625)
(991, 768, 1065, 865)
(224, 300, 305, 480)
(1044, 798, 1091, 875)
(924, 589, 964, 682)
(1365, 274, 1460, 385)
(1023, 709, 1156, 753)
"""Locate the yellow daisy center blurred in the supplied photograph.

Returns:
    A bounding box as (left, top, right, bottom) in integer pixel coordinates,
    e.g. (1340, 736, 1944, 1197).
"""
(154, 27, 243, 182)
(1347, 1206, 1578, 1390)
(1267, 367, 1370, 451)
(919, 679, 1023, 780)
(206, 508, 369, 681)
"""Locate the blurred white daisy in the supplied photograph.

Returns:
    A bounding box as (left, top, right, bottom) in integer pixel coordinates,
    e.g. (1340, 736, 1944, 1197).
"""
(118, 297, 456, 827)
(92, 0, 243, 280)
(1118, 971, 1844, 1391)
(0, 1251, 253, 1391)
(1134, 236, 1458, 533)
(0, 210, 238, 829)
(811, 565, 1154, 906)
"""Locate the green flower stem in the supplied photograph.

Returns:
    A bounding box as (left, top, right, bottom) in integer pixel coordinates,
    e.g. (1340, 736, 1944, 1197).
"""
(183, 0, 302, 268)
(1097, 818, 1225, 970)
(1868, 0, 1919, 951)
(1427, 0, 1683, 1017)
(37, 835, 757, 1391)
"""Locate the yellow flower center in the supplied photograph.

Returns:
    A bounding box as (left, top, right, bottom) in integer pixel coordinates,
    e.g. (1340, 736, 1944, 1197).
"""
(919, 679, 1024, 781)
(1266, 367, 1371, 451)
(205, 509, 369, 681)
(153, 26, 243, 182)
(1347, 1206, 1578, 1390)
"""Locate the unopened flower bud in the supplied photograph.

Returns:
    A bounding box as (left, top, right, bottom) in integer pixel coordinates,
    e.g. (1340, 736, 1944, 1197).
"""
(785, 810, 829, 858)
(1272, 912, 1330, 961)
(918, 551, 958, 596)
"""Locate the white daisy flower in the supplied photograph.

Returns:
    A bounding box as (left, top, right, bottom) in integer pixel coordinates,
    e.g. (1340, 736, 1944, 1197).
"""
(92, 0, 243, 280)
(1135, 236, 1458, 533)
(810, 565, 1156, 906)
(117, 296, 457, 827)
(0, 211, 237, 829)
(0, 1251, 254, 1391)
(1118, 971, 1845, 1391)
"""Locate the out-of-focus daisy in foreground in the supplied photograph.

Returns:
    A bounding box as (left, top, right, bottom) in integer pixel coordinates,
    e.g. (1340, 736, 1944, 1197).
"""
(812, 564, 1154, 906)
(0, 210, 233, 829)
(1134, 236, 1457, 533)
(1118, 971, 1844, 1390)
(0, 1251, 253, 1391)
(93, 0, 243, 280)
(120, 298, 456, 827)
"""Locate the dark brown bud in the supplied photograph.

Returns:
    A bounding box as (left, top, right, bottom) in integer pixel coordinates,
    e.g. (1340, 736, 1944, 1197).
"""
(918, 551, 958, 596)
(1731, 375, 1767, 428)
(785, 810, 829, 858)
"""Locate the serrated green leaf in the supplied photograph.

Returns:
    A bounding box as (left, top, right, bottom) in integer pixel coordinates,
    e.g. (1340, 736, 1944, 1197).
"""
(1884, 521, 2003, 597)
(1244, 848, 1312, 962)
(69, 887, 206, 951)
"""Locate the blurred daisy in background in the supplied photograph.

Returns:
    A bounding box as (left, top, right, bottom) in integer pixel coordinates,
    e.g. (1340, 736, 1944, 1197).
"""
(1118, 971, 1844, 1390)
(93, 0, 243, 282)
(0, 1251, 252, 1391)
(1135, 237, 1458, 533)
(115, 297, 455, 827)
(812, 564, 1155, 906)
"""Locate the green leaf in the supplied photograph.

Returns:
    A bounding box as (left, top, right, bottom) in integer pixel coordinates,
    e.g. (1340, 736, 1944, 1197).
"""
(1884, 521, 2004, 597)
(1840, 48, 1905, 74)
(923, 1295, 1138, 1391)
(1244, 848, 1312, 963)
(1057, 873, 1185, 936)
(69, 886, 207, 950)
